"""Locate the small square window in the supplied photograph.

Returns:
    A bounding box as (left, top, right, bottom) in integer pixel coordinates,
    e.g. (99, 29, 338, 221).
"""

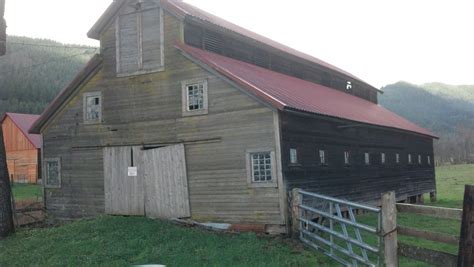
(319, 150, 326, 165)
(381, 153, 386, 164)
(83, 92, 102, 124)
(290, 148, 298, 164)
(45, 158, 61, 188)
(344, 151, 350, 165)
(427, 156, 431, 165)
(408, 154, 412, 164)
(365, 153, 370, 165)
(182, 79, 208, 116)
(418, 154, 422, 165)
(396, 153, 400, 164)
(248, 151, 274, 184)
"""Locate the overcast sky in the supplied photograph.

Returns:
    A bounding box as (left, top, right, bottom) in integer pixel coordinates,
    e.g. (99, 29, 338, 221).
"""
(5, 0, 474, 88)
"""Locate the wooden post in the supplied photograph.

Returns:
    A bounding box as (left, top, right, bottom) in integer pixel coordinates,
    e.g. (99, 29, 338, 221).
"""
(458, 185, 474, 267)
(430, 191, 437, 202)
(291, 188, 301, 239)
(382, 191, 398, 267)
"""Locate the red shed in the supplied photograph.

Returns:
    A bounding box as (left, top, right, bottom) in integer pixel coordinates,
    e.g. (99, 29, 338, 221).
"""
(1, 112, 42, 184)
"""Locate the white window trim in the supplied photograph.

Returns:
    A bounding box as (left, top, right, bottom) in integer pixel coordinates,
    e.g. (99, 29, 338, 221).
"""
(83, 92, 102, 124)
(289, 148, 298, 164)
(319, 149, 326, 165)
(344, 151, 350, 165)
(181, 78, 209, 117)
(115, 7, 164, 77)
(246, 149, 278, 188)
(44, 158, 61, 189)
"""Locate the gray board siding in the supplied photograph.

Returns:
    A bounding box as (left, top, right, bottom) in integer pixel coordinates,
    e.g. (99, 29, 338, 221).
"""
(42, 10, 281, 224)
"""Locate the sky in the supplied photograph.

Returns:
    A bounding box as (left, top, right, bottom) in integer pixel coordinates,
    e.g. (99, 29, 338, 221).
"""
(4, 0, 474, 88)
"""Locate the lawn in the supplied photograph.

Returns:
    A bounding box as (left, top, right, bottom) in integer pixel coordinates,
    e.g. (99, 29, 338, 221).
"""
(0, 164, 472, 266)
(11, 183, 42, 201)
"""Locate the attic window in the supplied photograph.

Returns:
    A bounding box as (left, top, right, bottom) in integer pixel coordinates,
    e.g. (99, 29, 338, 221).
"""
(182, 79, 209, 116)
(84, 92, 102, 124)
(116, 1, 164, 76)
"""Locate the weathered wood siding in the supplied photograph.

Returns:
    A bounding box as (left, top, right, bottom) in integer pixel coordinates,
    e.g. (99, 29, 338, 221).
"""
(42, 9, 281, 224)
(2, 116, 39, 183)
(280, 111, 436, 204)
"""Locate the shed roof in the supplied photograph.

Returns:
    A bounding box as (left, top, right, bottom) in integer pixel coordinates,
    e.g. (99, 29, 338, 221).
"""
(177, 44, 437, 138)
(1, 113, 42, 148)
(88, 0, 379, 92)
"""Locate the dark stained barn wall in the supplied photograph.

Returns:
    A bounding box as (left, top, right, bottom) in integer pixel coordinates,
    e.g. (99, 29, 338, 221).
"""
(183, 21, 378, 104)
(42, 9, 282, 224)
(279, 111, 436, 204)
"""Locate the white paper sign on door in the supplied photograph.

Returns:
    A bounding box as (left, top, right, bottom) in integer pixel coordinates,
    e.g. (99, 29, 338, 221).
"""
(128, 167, 138, 177)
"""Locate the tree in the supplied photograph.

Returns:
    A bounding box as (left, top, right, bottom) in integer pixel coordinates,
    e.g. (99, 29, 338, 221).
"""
(0, 0, 6, 56)
(0, 122, 14, 238)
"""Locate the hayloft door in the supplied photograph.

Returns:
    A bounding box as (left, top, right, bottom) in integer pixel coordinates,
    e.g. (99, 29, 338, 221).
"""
(142, 144, 190, 219)
(104, 146, 145, 216)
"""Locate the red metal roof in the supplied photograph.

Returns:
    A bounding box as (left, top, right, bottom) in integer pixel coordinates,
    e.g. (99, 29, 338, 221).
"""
(177, 43, 436, 138)
(1, 113, 42, 148)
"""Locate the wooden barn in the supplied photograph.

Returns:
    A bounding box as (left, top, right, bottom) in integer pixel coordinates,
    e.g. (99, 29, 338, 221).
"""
(30, 0, 437, 232)
(1, 113, 42, 184)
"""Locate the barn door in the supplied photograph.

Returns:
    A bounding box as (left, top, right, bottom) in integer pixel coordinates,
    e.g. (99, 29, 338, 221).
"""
(104, 146, 145, 216)
(143, 144, 190, 219)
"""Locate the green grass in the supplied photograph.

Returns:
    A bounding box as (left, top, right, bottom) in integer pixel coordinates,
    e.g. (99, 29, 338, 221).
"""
(429, 164, 474, 208)
(1, 164, 473, 266)
(11, 183, 42, 201)
(0, 216, 325, 267)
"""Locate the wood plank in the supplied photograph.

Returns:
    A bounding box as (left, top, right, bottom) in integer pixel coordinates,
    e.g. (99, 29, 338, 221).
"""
(144, 144, 190, 219)
(396, 203, 462, 221)
(382, 191, 398, 267)
(398, 226, 459, 245)
(458, 185, 474, 267)
(398, 243, 457, 267)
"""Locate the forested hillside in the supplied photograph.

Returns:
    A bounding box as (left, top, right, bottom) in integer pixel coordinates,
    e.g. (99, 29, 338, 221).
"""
(0, 36, 96, 115)
(380, 82, 474, 164)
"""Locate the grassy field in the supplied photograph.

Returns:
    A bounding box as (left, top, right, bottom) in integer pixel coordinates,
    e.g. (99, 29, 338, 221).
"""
(11, 183, 42, 201)
(0, 164, 472, 266)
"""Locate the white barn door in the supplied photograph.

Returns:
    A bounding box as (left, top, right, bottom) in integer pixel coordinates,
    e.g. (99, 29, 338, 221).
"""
(143, 144, 191, 219)
(103, 144, 190, 219)
(104, 146, 145, 216)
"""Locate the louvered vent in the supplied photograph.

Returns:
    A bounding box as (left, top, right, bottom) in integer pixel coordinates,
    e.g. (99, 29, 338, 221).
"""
(254, 48, 270, 68)
(203, 30, 224, 53)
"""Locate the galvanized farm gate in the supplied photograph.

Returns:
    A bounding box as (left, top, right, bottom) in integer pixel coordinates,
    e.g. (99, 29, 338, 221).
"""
(291, 189, 397, 267)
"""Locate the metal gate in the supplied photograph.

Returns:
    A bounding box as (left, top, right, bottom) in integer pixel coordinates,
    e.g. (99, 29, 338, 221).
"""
(296, 189, 383, 267)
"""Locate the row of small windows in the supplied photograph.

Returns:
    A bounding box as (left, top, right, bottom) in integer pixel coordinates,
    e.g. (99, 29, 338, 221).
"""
(289, 148, 432, 166)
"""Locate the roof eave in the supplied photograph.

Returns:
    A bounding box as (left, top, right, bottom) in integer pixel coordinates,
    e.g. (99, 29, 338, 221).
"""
(29, 54, 103, 134)
(87, 0, 126, 40)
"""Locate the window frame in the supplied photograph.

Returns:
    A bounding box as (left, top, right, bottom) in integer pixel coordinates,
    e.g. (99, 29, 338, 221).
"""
(246, 149, 277, 188)
(396, 153, 400, 164)
(319, 149, 326, 165)
(289, 148, 298, 164)
(381, 152, 386, 165)
(427, 155, 431, 165)
(364, 152, 370, 165)
(344, 151, 351, 165)
(115, 6, 164, 77)
(181, 78, 209, 117)
(44, 158, 61, 188)
(408, 154, 412, 164)
(83, 92, 102, 124)
(418, 154, 422, 165)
